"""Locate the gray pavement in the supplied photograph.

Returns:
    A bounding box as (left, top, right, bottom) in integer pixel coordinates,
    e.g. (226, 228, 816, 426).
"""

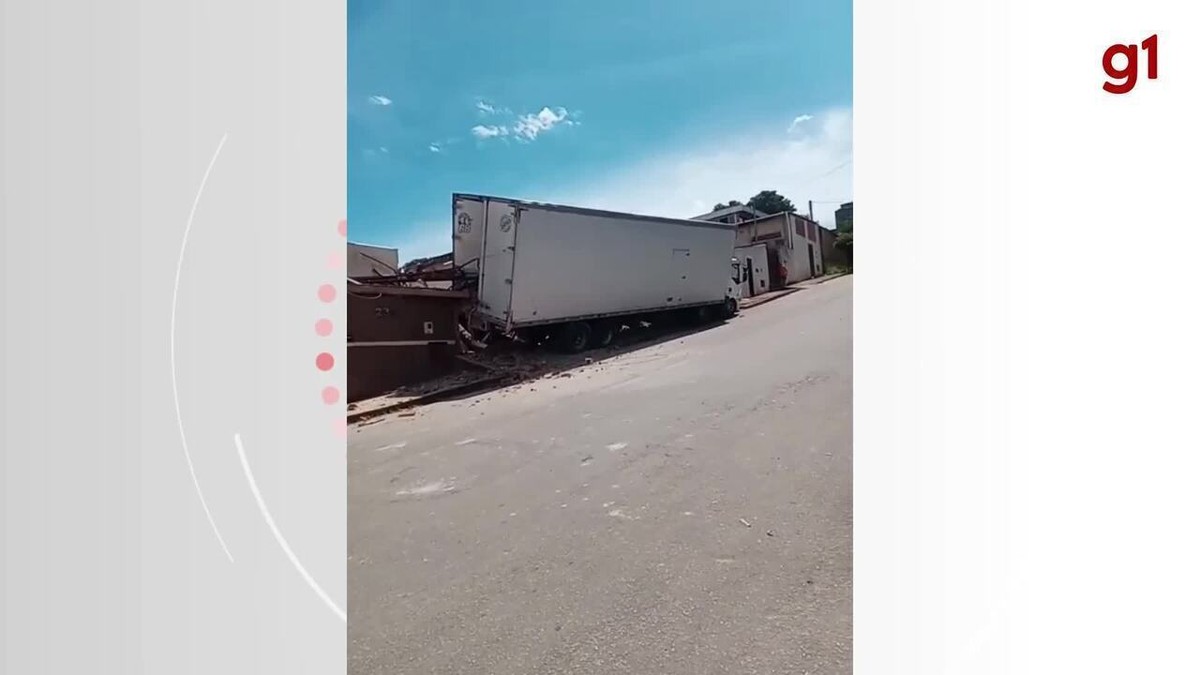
(348, 276, 853, 674)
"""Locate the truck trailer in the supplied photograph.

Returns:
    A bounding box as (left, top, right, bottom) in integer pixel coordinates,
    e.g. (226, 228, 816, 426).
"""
(452, 194, 743, 352)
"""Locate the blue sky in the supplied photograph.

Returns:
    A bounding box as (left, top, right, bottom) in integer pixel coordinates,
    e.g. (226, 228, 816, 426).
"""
(349, 0, 852, 260)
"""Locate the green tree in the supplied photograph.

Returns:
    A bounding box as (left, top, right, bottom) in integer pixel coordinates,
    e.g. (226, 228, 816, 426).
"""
(711, 199, 743, 211)
(747, 190, 796, 215)
(834, 232, 853, 267)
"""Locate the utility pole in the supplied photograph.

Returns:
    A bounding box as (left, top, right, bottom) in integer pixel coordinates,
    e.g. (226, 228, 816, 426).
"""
(808, 200, 814, 222)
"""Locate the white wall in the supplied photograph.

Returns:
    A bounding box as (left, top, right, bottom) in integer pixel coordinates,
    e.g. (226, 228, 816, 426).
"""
(735, 244, 770, 297)
(781, 213, 824, 284)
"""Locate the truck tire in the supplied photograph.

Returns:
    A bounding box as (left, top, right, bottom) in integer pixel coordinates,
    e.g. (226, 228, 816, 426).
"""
(722, 297, 739, 319)
(589, 321, 616, 349)
(556, 321, 592, 354)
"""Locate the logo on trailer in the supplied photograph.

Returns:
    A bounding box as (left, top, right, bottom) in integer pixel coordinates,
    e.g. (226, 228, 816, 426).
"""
(456, 212, 473, 234)
(499, 214, 514, 233)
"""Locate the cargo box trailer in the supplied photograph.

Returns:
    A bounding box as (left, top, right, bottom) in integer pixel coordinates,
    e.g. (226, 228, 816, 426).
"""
(452, 194, 743, 352)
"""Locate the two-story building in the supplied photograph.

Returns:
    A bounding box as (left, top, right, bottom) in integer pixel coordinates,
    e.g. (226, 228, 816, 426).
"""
(694, 207, 824, 290)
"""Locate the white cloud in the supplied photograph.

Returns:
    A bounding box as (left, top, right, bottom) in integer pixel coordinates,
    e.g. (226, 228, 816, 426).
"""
(471, 125, 508, 139)
(788, 114, 814, 132)
(429, 143, 442, 153)
(513, 107, 572, 141)
(476, 100, 513, 116)
(469, 105, 576, 144)
(367, 95, 392, 106)
(379, 146, 389, 154)
(477, 99, 515, 116)
(547, 107, 852, 228)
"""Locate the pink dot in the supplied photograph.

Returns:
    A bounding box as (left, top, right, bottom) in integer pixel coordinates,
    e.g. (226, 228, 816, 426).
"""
(315, 319, 333, 337)
(337, 219, 347, 237)
(316, 352, 334, 371)
(327, 251, 343, 270)
(318, 284, 336, 303)
(322, 386, 340, 404)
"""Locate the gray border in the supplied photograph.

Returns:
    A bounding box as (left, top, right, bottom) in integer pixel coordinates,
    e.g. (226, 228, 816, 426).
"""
(3, 2, 345, 673)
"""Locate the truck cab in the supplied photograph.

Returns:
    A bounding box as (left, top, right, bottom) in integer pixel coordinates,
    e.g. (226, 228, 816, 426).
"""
(726, 257, 744, 311)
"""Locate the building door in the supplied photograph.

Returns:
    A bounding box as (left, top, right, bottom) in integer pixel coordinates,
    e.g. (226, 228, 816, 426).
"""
(765, 246, 782, 290)
(807, 243, 816, 279)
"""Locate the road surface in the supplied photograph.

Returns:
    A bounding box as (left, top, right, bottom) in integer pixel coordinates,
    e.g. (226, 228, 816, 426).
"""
(348, 276, 852, 674)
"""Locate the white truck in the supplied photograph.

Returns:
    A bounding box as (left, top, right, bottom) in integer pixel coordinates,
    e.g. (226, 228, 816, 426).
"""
(452, 194, 743, 352)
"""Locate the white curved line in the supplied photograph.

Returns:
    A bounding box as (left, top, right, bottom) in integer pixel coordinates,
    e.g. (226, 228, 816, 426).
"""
(172, 133, 234, 562)
(234, 433, 347, 622)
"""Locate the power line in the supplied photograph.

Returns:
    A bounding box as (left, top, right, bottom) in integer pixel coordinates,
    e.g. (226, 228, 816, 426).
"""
(796, 158, 851, 188)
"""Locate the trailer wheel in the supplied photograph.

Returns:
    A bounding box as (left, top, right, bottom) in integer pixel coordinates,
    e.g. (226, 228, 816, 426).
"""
(722, 297, 739, 319)
(556, 322, 592, 354)
(589, 321, 616, 349)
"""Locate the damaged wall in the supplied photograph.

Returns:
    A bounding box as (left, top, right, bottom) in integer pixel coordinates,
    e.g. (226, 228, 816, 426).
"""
(347, 285, 468, 402)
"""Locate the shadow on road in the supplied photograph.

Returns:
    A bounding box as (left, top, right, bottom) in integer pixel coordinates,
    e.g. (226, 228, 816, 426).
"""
(442, 315, 735, 401)
(348, 315, 736, 423)
(349, 277, 854, 424)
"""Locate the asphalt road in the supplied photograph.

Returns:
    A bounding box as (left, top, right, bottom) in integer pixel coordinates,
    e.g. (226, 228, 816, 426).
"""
(348, 276, 852, 675)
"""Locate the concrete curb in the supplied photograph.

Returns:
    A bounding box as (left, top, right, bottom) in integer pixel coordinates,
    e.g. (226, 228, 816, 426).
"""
(740, 288, 801, 310)
(809, 272, 850, 285)
(738, 273, 850, 311)
(347, 373, 513, 425)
